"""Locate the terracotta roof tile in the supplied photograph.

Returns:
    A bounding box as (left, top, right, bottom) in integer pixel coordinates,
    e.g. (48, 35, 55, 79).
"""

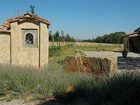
(0, 13, 50, 31)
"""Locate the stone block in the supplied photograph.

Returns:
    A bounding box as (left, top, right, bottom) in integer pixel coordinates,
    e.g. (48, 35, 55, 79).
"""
(63, 56, 112, 76)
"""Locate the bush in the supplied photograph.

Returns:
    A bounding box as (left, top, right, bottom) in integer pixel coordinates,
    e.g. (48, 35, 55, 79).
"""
(49, 45, 61, 57)
(49, 44, 74, 57)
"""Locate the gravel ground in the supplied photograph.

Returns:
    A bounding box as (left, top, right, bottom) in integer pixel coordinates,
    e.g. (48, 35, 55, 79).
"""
(84, 51, 140, 58)
(0, 99, 40, 105)
(84, 51, 140, 72)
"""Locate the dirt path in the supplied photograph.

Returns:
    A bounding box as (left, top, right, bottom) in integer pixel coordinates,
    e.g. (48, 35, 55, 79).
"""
(84, 51, 140, 71)
(84, 51, 140, 58)
(0, 99, 40, 105)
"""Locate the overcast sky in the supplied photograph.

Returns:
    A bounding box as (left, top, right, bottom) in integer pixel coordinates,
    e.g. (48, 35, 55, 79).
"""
(0, 0, 140, 39)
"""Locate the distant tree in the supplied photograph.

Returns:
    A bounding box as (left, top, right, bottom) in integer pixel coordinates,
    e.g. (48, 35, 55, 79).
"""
(134, 27, 140, 32)
(65, 34, 70, 41)
(49, 30, 75, 42)
(54, 31, 60, 41)
(61, 30, 65, 42)
(95, 36, 103, 43)
(91, 32, 126, 44)
(49, 31, 53, 42)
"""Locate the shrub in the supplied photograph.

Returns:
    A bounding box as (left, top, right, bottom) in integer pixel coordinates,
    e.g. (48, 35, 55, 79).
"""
(49, 44, 74, 57)
(49, 45, 61, 57)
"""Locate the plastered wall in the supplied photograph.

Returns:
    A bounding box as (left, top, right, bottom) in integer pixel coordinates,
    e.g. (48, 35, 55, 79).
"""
(0, 21, 49, 68)
(18, 22, 39, 67)
(0, 33, 10, 64)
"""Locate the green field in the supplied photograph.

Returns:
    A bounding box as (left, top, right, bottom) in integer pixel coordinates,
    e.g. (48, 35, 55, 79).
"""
(49, 44, 120, 63)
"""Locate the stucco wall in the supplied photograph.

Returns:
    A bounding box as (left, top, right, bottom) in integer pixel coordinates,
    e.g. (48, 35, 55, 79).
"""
(0, 33, 10, 64)
(11, 22, 20, 65)
(0, 20, 49, 68)
(19, 22, 39, 67)
(40, 23, 49, 67)
(10, 21, 48, 68)
(11, 22, 39, 67)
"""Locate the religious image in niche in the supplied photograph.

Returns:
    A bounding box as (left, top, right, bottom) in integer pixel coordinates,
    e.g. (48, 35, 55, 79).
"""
(25, 33, 33, 44)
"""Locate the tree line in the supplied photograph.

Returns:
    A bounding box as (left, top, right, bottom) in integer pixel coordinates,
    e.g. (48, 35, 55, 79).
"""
(82, 27, 140, 44)
(49, 31, 75, 42)
(82, 32, 126, 44)
(49, 27, 140, 43)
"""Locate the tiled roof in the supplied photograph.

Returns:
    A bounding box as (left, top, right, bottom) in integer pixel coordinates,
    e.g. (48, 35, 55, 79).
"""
(122, 31, 140, 38)
(127, 32, 138, 36)
(123, 31, 140, 37)
(0, 13, 50, 31)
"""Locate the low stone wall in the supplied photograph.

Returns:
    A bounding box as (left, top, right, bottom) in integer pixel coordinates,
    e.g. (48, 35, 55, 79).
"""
(63, 56, 113, 76)
(49, 42, 122, 47)
(49, 42, 74, 46)
(75, 42, 120, 47)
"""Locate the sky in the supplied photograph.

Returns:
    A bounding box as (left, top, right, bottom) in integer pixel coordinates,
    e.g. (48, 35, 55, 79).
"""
(0, 0, 140, 39)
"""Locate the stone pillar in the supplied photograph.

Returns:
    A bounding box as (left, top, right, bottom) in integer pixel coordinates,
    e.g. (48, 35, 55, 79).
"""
(108, 57, 118, 76)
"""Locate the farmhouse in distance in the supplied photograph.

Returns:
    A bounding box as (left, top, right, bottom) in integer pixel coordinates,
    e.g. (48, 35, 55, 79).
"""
(0, 12, 50, 68)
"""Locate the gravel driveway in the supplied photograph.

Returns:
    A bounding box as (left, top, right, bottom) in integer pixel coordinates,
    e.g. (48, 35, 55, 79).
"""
(84, 51, 140, 71)
(0, 99, 40, 105)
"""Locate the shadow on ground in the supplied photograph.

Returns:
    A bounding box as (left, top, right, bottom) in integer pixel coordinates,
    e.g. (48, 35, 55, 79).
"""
(38, 100, 61, 105)
(38, 74, 140, 105)
(118, 57, 140, 70)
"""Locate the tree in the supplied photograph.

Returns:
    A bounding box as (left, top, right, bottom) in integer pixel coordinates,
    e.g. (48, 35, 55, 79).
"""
(61, 30, 65, 42)
(134, 27, 140, 32)
(49, 31, 55, 43)
(93, 32, 126, 44)
(54, 31, 60, 41)
(49, 30, 75, 42)
(94, 36, 103, 43)
(65, 34, 70, 41)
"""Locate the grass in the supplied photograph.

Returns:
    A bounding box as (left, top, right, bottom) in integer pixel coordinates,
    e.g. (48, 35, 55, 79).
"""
(49, 45, 61, 57)
(0, 43, 138, 104)
(0, 64, 94, 100)
(0, 65, 139, 105)
(49, 43, 120, 63)
(54, 72, 140, 105)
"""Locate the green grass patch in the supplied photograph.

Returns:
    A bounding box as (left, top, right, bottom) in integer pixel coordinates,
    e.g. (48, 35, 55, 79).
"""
(49, 45, 61, 57)
(49, 44, 120, 63)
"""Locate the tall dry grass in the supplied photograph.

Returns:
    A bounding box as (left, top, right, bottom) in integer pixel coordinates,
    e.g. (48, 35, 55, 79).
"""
(0, 64, 94, 100)
(0, 64, 139, 105)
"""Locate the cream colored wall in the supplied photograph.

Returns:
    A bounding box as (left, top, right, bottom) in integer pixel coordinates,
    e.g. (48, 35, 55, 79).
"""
(19, 48, 39, 67)
(18, 22, 39, 48)
(11, 22, 20, 65)
(19, 22, 39, 67)
(40, 23, 49, 67)
(11, 21, 49, 68)
(0, 34, 10, 64)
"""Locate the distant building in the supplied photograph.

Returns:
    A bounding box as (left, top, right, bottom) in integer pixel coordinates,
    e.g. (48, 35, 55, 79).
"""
(0, 13, 50, 68)
(124, 31, 140, 53)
